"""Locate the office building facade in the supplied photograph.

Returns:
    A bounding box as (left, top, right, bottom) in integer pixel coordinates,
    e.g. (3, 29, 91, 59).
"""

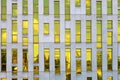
(0, 0, 120, 80)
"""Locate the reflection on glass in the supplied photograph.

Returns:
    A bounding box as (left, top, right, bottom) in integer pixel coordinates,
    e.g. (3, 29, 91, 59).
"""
(44, 48, 50, 72)
(1, 29, 7, 46)
(54, 20, 60, 43)
(55, 48, 60, 74)
(86, 48, 92, 71)
(23, 49, 28, 72)
(65, 48, 71, 80)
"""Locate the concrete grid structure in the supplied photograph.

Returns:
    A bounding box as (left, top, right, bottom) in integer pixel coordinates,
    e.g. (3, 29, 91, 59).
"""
(0, 0, 120, 80)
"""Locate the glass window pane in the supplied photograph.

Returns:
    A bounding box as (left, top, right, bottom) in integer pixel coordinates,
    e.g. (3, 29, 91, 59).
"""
(86, 48, 92, 71)
(44, 48, 50, 72)
(65, 29, 71, 46)
(54, 48, 60, 74)
(44, 23, 49, 35)
(1, 29, 7, 46)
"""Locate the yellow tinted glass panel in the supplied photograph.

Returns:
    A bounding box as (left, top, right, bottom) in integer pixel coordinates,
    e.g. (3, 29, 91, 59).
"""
(107, 0, 112, 14)
(96, 1, 102, 17)
(34, 44, 39, 63)
(1, 78, 7, 80)
(118, 57, 120, 74)
(12, 20, 18, 43)
(76, 48, 81, 58)
(65, 29, 71, 46)
(107, 20, 112, 29)
(44, 23, 49, 35)
(22, 37, 28, 46)
(54, 20, 60, 43)
(12, 49, 17, 64)
(55, 48, 60, 74)
(75, 0, 80, 7)
(44, 0, 49, 14)
(118, 21, 120, 42)
(86, 48, 92, 71)
(97, 20, 102, 48)
(1, 29, 7, 46)
(23, 0, 28, 15)
(44, 48, 50, 72)
(107, 31, 112, 46)
(23, 49, 28, 72)
(97, 51, 102, 80)
(76, 20, 81, 43)
(65, 48, 71, 78)
(76, 60, 81, 74)
(108, 76, 113, 80)
(65, 0, 70, 20)
(1, 0, 6, 20)
(54, 1, 60, 18)
(86, 20, 91, 43)
(86, 0, 91, 15)
(12, 3, 17, 17)
(107, 48, 112, 71)
(34, 66, 39, 74)
(22, 20, 28, 35)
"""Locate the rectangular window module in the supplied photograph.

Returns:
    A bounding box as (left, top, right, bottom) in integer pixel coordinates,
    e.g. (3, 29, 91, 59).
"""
(22, 20, 28, 35)
(12, 3, 17, 17)
(96, 20, 102, 48)
(118, 57, 120, 74)
(87, 77, 92, 80)
(22, 37, 28, 46)
(86, 20, 92, 43)
(76, 48, 81, 58)
(65, 48, 71, 80)
(76, 60, 81, 74)
(44, 23, 49, 35)
(86, 48, 92, 71)
(76, 20, 81, 43)
(54, 48, 60, 74)
(54, 20, 60, 43)
(107, 31, 112, 46)
(1, 29, 7, 46)
(12, 78, 17, 80)
(12, 49, 17, 64)
(33, 44, 39, 63)
(44, 0, 49, 14)
(118, 9, 120, 17)
(118, 20, 120, 42)
(23, 78, 28, 80)
(107, 20, 112, 29)
(22, 0, 28, 15)
(107, 0, 112, 14)
(97, 51, 102, 80)
(34, 78, 39, 80)
(86, 0, 91, 15)
(65, 28, 71, 46)
(107, 76, 113, 80)
(12, 66, 18, 74)
(44, 48, 50, 72)
(75, 0, 80, 7)
(54, 1, 60, 18)
(1, 49, 6, 72)
(12, 20, 18, 43)
(65, 0, 70, 20)
(34, 66, 39, 74)
(107, 48, 112, 71)
(96, 1, 102, 18)
(1, 78, 7, 80)
(1, 0, 6, 20)
(23, 49, 28, 72)
(119, 0, 120, 6)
